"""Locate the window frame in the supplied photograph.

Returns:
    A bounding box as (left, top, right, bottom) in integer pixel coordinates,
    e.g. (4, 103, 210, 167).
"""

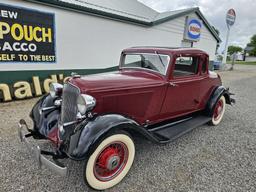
(171, 54, 201, 80)
(120, 53, 171, 76)
(200, 56, 209, 75)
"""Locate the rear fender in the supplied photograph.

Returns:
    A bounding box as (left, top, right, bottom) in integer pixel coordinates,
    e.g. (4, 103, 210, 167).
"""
(206, 86, 234, 116)
(67, 114, 155, 160)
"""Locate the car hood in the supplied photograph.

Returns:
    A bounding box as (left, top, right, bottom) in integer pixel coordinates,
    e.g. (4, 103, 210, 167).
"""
(69, 70, 165, 93)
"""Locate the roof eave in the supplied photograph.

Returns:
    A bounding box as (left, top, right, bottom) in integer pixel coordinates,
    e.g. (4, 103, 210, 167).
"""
(194, 9, 222, 43)
(152, 7, 221, 43)
(25, 0, 221, 42)
(152, 8, 198, 25)
(25, 0, 151, 26)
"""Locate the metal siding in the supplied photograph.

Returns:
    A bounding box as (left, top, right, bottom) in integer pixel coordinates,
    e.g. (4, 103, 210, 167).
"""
(0, 0, 217, 72)
(59, 0, 158, 22)
(187, 13, 217, 60)
(152, 13, 218, 60)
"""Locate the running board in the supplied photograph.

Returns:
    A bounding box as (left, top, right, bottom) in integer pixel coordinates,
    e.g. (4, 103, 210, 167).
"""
(149, 115, 211, 143)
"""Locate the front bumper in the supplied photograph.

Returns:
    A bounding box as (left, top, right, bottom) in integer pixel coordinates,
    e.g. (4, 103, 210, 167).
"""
(18, 119, 67, 176)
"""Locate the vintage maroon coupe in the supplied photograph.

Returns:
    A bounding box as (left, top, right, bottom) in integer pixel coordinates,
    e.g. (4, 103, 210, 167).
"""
(19, 47, 235, 190)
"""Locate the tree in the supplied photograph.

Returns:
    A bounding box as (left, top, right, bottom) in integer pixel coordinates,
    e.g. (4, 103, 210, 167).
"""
(228, 45, 242, 55)
(247, 34, 256, 56)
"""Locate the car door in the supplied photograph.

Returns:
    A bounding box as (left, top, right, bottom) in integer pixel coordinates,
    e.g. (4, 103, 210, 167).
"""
(160, 53, 204, 119)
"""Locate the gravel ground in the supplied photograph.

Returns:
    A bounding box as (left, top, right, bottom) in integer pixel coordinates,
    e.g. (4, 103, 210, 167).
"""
(1, 64, 256, 192)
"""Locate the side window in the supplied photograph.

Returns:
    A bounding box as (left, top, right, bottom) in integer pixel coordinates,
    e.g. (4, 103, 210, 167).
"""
(173, 56, 199, 77)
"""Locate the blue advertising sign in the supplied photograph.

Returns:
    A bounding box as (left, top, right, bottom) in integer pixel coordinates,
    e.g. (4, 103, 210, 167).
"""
(184, 17, 202, 42)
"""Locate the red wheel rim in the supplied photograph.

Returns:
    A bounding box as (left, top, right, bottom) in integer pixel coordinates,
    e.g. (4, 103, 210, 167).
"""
(93, 141, 128, 182)
(213, 99, 224, 121)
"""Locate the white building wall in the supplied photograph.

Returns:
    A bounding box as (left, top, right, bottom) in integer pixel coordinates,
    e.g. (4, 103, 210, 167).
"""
(188, 13, 218, 60)
(0, 0, 218, 71)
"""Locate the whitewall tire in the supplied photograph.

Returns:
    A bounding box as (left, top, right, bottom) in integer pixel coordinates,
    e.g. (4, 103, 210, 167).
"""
(84, 133, 135, 190)
(210, 96, 226, 126)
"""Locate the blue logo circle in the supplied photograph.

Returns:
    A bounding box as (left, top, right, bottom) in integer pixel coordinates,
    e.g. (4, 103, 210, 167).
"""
(188, 19, 202, 40)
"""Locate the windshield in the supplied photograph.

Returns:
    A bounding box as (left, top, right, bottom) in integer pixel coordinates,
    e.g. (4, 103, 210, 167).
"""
(122, 53, 170, 75)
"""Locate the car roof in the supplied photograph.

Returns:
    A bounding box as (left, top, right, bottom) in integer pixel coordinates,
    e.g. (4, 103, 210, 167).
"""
(123, 46, 208, 55)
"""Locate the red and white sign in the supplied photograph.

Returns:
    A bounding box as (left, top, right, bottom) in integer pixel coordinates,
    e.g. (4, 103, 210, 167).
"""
(226, 9, 236, 26)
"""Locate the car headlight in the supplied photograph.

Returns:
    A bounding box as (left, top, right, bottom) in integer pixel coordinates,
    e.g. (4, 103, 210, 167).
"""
(77, 94, 96, 115)
(49, 83, 63, 98)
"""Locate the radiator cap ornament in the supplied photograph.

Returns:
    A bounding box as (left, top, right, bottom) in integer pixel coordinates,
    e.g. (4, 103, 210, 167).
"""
(71, 72, 81, 78)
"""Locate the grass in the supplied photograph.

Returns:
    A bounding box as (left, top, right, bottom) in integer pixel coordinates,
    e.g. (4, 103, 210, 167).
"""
(227, 61, 256, 65)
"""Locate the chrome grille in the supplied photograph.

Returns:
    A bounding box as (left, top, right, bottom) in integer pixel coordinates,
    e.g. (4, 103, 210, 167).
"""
(61, 83, 80, 125)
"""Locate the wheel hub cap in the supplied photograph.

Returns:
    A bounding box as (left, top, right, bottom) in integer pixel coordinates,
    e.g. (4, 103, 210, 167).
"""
(93, 142, 128, 181)
(107, 156, 120, 170)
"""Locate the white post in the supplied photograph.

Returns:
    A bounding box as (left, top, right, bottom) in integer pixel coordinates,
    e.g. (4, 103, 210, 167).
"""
(223, 26, 230, 65)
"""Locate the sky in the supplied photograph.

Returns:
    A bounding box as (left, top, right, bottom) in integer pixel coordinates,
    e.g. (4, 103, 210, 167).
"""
(138, 0, 256, 52)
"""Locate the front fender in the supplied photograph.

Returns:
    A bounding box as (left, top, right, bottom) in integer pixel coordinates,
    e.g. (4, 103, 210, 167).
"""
(67, 114, 154, 160)
(30, 94, 60, 137)
(30, 94, 54, 125)
(206, 86, 235, 116)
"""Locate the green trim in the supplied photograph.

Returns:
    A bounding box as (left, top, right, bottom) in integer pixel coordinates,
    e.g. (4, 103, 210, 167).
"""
(25, 0, 221, 42)
(0, 66, 118, 84)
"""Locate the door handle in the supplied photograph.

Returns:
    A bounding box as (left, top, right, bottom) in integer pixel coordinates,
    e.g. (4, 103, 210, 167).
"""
(169, 82, 178, 87)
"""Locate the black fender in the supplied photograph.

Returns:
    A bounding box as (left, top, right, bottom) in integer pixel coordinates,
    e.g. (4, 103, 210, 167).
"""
(205, 86, 235, 116)
(30, 94, 53, 123)
(67, 114, 157, 160)
(30, 94, 60, 137)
